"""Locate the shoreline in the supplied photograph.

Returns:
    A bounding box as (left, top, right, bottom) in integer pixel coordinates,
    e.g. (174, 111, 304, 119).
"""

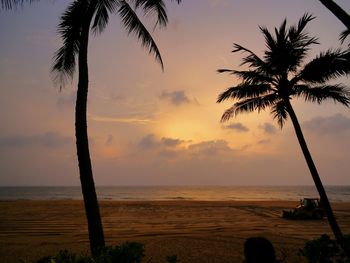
(1, 200, 349, 262)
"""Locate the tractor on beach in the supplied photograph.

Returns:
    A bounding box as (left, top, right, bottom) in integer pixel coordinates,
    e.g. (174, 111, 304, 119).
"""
(282, 198, 325, 219)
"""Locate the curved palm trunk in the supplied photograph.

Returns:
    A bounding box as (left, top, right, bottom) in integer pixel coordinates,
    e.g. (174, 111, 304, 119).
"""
(285, 100, 349, 257)
(318, 0, 350, 30)
(76, 16, 105, 255)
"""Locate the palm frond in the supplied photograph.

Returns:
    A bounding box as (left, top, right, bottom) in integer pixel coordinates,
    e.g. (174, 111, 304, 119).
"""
(261, 13, 318, 74)
(271, 100, 288, 128)
(288, 13, 316, 41)
(118, 0, 164, 69)
(288, 13, 319, 71)
(231, 70, 275, 85)
(217, 69, 234, 74)
(52, 0, 85, 88)
(132, 0, 168, 28)
(259, 26, 276, 53)
(340, 29, 350, 44)
(294, 84, 350, 106)
(221, 93, 279, 122)
(217, 83, 273, 103)
(298, 49, 350, 83)
(275, 19, 287, 47)
(91, 0, 118, 35)
(217, 68, 275, 85)
(232, 43, 271, 74)
(1, 0, 35, 9)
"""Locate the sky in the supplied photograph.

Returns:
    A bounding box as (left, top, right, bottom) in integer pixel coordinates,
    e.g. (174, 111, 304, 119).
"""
(0, 0, 350, 186)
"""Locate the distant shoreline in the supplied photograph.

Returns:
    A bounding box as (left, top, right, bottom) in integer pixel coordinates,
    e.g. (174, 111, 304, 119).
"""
(1, 185, 350, 202)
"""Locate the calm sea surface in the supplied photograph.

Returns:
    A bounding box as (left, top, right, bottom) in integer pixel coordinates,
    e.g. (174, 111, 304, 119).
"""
(0, 186, 349, 202)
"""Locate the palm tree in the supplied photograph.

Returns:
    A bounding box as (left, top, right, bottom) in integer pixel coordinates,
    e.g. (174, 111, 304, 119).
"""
(217, 14, 350, 256)
(50, 0, 181, 255)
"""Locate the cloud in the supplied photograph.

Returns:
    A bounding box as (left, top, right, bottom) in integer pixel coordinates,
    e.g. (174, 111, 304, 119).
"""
(303, 114, 350, 135)
(161, 137, 185, 148)
(138, 134, 184, 150)
(224, 123, 249, 132)
(136, 135, 234, 159)
(0, 132, 72, 148)
(138, 134, 158, 150)
(259, 123, 277, 134)
(187, 140, 233, 156)
(159, 90, 191, 106)
(89, 114, 154, 124)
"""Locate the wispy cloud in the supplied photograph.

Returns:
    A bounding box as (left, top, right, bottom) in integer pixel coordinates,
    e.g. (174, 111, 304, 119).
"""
(138, 134, 158, 150)
(303, 114, 350, 135)
(259, 123, 277, 134)
(89, 114, 155, 124)
(187, 140, 234, 156)
(159, 90, 191, 106)
(138, 134, 185, 150)
(0, 132, 72, 148)
(224, 123, 249, 132)
(136, 134, 234, 159)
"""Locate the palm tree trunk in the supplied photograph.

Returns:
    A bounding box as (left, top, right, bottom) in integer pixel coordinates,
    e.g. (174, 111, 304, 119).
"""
(76, 14, 105, 255)
(318, 0, 350, 30)
(285, 100, 349, 257)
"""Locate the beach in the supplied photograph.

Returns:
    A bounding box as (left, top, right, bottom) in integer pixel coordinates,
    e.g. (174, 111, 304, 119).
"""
(0, 200, 349, 263)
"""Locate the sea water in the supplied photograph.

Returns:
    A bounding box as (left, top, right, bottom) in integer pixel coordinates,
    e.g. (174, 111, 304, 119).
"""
(0, 185, 349, 201)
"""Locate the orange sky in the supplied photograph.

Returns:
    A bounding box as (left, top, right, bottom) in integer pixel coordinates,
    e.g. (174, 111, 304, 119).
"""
(0, 0, 350, 186)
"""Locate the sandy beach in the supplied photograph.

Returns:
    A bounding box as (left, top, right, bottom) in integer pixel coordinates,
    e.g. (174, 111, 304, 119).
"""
(0, 200, 349, 263)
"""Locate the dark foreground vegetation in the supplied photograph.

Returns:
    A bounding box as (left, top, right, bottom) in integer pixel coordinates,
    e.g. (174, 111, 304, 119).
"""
(33, 242, 179, 263)
(31, 235, 350, 263)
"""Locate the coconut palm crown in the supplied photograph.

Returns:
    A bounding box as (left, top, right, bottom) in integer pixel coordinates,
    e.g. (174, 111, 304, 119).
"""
(218, 14, 350, 126)
(217, 13, 350, 255)
(52, 0, 181, 85)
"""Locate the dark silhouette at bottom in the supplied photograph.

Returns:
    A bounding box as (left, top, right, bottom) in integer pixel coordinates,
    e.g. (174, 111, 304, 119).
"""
(244, 237, 276, 263)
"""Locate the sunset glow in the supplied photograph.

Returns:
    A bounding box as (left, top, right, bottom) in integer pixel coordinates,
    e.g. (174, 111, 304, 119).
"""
(0, 0, 350, 186)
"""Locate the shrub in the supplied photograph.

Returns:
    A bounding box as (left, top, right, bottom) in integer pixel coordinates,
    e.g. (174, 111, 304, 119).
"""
(34, 242, 144, 263)
(300, 234, 350, 263)
(166, 255, 180, 263)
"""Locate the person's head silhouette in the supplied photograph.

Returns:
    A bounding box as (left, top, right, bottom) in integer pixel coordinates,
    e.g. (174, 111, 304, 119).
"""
(244, 237, 276, 263)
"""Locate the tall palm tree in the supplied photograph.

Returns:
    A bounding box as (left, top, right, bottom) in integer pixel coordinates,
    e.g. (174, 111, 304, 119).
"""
(51, 0, 181, 255)
(217, 14, 350, 255)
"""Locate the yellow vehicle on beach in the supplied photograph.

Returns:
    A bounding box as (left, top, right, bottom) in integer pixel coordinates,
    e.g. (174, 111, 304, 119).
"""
(282, 198, 325, 220)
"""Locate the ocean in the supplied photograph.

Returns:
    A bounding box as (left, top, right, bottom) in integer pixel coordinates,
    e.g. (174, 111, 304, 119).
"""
(0, 185, 350, 202)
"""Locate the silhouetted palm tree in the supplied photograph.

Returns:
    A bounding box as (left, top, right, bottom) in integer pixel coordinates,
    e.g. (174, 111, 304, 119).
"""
(217, 14, 350, 255)
(51, 0, 181, 255)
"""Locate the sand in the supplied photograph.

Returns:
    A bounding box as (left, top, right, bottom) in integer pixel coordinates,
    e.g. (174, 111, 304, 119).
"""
(0, 200, 349, 263)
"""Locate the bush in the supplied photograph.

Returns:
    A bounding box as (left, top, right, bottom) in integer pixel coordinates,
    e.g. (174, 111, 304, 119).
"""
(299, 234, 350, 263)
(34, 242, 144, 263)
(166, 255, 180, 263)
